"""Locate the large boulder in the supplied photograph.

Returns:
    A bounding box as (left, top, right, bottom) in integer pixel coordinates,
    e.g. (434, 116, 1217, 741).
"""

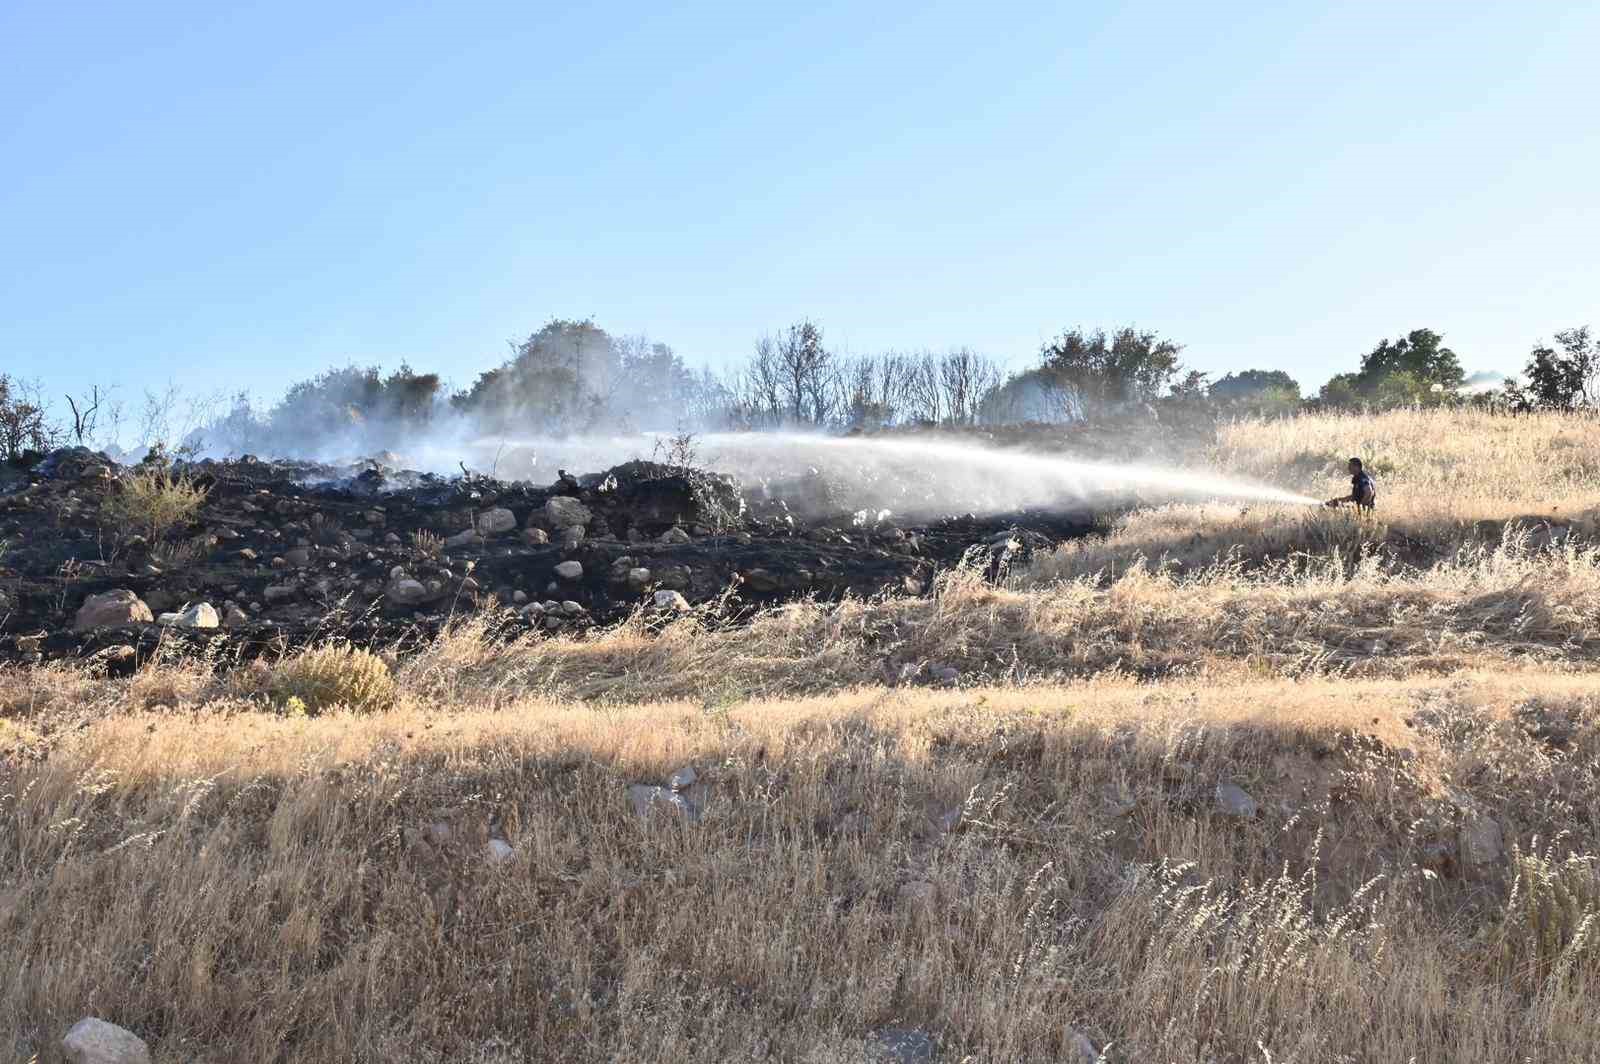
(476, 507, 516, 535)
(74, 590, 154, 632)
(62, 1018, 151, 1064)
(387, 577, 428, 605)
(593, 461, 745, 535)
(544, 497, 592, 531)
(175, 602, 220, 629)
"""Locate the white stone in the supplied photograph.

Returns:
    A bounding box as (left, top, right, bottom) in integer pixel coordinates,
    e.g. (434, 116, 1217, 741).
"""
(653, 590, 690, 611)
(62, 1017, 151, 1064)
(668, 765, 697, 790)
(627, 784, 699, 825)
(1216, 783, 1258, 818)
(175, 602, 220, 629)
(486, 838, 514, 864)
(554, 560, 583, 580)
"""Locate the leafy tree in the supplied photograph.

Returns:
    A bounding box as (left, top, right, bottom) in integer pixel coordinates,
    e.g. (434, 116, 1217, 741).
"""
(455, 319, 616, 433)
(1523, 327, 1597, 410)
(1210, 369, 1301, 403)
(1038, 326, 1183, 406)
(1316, 372, 1363, 409)
(1168, 370, 1211, 402)
(1356, 328, 1464, 394)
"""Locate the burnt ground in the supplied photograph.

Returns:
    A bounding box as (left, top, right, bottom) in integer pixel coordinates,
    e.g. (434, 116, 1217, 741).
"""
(0, 447, 1099, 669)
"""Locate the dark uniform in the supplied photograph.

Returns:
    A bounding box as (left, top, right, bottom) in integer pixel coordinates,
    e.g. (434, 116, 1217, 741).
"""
(1350, 470, 1376, 511)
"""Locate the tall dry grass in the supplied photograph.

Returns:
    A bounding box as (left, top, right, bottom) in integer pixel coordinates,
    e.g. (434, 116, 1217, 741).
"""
(6, 407, 1600, 1061)
(4, 671, 1600, 1061)
(1029, 407, 1600, 583)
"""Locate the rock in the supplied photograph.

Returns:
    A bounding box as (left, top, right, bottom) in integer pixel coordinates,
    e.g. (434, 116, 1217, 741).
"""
(238, 547, 258, 562)
(1460, 813, 1504, 866)
(668, 765, 697, 790)
(175, 602, 220, 629)
(222, 604, 250, 628)
(61, 1017, 151, 1064)
(519, 526, 549, 546)
(1065, 1028, 1099, 1063)
(626, 566, 653, 589)
(486, 838, 514, 864)
(518, 602, 546, 620)
(1215, 783, 1258, 819)
(931, 666, 960, 686)
(656, 565, 691, 591)
(544, 497, 592, 530)
(512, 590, 528, 604)
(444, 528, 478, 548)
(263, 584, 297, 603)
(743, 568, 780, 592)
(476, 507, 516, 535)
(554, 560, 583, 581)
(386, 578, 428, 605)
(653, 589, 690, 611)
(142, 589, 178, 613)
(73, 590, 154, 631)
(627, 784, 699, 825)
(560, 600, 585, 616)
(867, 1028, 936, 1063)
(659, 525, 691, 544)
(283, 547, 312, 567)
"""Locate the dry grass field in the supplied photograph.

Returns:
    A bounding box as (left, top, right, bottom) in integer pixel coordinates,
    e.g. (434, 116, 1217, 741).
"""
(5, 408, 1600, 1062)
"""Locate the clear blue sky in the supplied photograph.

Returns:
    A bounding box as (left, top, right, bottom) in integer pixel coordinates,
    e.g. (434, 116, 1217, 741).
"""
(3, 0, 1597, 408)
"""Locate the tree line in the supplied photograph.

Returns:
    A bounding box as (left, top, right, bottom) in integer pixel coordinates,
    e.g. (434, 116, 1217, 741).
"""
(2, 318, 1596, 463)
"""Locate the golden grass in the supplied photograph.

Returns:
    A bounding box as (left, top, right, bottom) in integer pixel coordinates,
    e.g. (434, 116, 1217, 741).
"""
(1029, 407, 1600, 583)
(6, 407, 1600, 1061)
(4, 669, 1600, 1061)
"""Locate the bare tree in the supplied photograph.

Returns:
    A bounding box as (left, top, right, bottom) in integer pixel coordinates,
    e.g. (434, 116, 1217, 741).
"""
(773, 320, 833, 425)
(937, 348, 1002, 425)
(903, 352, 944, 423)
(65, 385, 110, 446)
(137, 383, 223, 461)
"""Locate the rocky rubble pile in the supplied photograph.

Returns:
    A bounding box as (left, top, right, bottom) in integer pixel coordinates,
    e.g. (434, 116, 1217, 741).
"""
(0, 448, 1096, 666)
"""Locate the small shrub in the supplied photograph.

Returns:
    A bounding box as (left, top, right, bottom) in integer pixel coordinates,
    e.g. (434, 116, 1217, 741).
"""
(411, 529, 444, 560)
(103, 466, 208, 544)
(269, 643, 397, 715)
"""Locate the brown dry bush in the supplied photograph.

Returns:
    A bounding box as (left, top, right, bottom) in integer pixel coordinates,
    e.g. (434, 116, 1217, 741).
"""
(100, 466, 208, 545)
(268, 643, 397, 715)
